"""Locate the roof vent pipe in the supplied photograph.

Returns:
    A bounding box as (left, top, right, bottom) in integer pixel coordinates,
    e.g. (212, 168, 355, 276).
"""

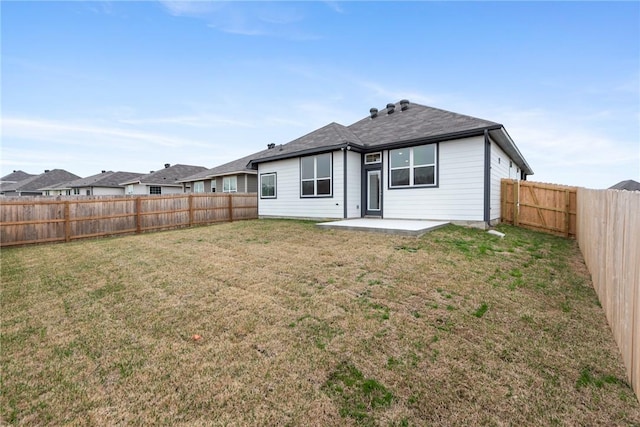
(400, 99, 410, 111)
(164, 163, 170, 168)
(386, 103, 395, 114)
(267, 143, 276, 149)
(370, 108, 378, 119)
(44, 169, 50, 173)
(102, 170, 106, 173)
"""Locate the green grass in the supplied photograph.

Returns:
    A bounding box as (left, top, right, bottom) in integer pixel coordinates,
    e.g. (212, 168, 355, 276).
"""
(1, 220, 638, 425)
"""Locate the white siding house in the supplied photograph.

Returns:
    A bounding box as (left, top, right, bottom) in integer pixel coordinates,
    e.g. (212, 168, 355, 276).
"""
(248, 101, 533, 228)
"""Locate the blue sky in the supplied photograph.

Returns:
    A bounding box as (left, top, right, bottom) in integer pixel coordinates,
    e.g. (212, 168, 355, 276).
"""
(2, 1, 638, 189)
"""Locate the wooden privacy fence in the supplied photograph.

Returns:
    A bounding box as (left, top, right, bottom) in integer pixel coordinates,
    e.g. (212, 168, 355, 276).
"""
(577, 188, 639, 401)
(0, 193, 258, 247)
(501, 179, 577, 237)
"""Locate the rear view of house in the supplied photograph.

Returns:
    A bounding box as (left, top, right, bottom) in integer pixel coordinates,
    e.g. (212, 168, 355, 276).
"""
(248, 101, 533, 228)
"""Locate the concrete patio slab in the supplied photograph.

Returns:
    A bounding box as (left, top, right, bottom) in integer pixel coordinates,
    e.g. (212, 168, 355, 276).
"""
(316, 218, 450, 237)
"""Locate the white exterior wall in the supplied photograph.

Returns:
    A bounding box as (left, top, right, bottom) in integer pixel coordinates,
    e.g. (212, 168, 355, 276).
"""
(346, 150, 362, 218)
(78, 186, 125, 196)
(258, 151, 345, 219)
(490, 138, 521, 221)
(126, 184, 183, 195)
(382, 136, 485, 221)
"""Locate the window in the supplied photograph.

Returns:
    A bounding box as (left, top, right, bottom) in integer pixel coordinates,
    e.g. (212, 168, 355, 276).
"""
(223, 176, 237, 193)
(73, 188, 80, 195)
(193, 181, 204, 193)
(260, 173, 276, 199)
(365, 152, 382, 164)
(149, 186, 161, 195)
(301, 153, 332, 197)
(86, 190, 91, 196)
(211, 180, 217, 193)
(389, 144, 437, 188)
(125, 184, 134, 195)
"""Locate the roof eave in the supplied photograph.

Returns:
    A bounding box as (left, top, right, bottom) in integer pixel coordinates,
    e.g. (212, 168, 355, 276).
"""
(248, 142, 364, 169)
(488, 127, 534, 176)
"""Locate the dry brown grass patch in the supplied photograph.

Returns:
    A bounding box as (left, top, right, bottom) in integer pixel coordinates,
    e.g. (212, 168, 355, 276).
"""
(1, 219, 638, 425)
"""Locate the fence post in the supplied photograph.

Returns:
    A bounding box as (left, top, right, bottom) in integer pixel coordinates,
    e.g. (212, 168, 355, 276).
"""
(228, 194, 233, 222)
(136, 197, 142, 234)
(188, 194, 194, 227)
(64, 201, 71, 242)
(564, 189, 570, 238)
(513, 180, 520, 227)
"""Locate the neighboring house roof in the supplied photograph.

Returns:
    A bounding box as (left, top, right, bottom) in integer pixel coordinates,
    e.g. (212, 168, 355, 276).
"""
(178, 149, 274, 183)
(1, 169, 81, 194)
(120, 164, 207, 187)
(40, 171, 146, 191)
(248, 101, 534, 176)
(0, 170, 36, 183)
(609, 179, 640, 191)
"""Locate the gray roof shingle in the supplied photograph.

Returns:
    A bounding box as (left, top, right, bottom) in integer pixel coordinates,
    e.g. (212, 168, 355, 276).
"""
(120, 164, 207, 186)
(348, 103, 500, 147)
(250, 102, 502, 164)
(1, 170, 36, 182)
(3, 169, 81, 193)
(44, 171, 146, 190)
(178, 149, 274, 182)
(609, 179, 640, 191)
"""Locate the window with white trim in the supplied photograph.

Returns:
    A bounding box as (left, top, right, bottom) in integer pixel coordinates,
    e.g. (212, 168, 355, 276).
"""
(301, 153, 332, 197)
(125, 184, 133, 195)
(260, 173, 276, 199)
(211, 180, 217, 193)
(389, 144, 437, 188)
(193, 181, 204, 193)
(149, 186, 162, 195)
(223, 176, 237, 193)
(73, 188, 80, 195)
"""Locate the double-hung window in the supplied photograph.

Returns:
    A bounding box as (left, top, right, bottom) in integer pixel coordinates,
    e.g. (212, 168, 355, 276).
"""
(260, 173, 276, 199)
(301, 153, 332, 197)
(223, 176, 237, 193)
(389, 144, 437, 188)
(193, 181, 205, 193)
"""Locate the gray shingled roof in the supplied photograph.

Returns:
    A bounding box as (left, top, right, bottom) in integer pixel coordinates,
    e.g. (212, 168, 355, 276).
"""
(247, 101, 533, 176)
(609, 179, 640, 191)
(4, 169, 81, 193)
(178, 149, 275, 182)
(249, 122, 362, 164)
(43, 171, 146, 190)
(1, 170, 36, 182)
(348, 103, 499, 147)
(120, 164, 207, 186)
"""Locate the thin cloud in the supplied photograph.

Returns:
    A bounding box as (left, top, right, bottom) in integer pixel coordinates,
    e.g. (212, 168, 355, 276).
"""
(118, 114, 255, 128)
(2, 117, 213, 149)
(158, 1, 321, 40)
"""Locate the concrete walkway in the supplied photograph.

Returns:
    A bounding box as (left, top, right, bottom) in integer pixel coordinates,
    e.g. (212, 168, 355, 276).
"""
(316, 218, 450, 237)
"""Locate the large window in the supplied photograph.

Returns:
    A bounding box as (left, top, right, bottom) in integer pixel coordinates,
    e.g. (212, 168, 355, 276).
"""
(260, 173, 276, 199)
(193, 181, 204, 193)
(149, 186, 162, 195)
(301, 153, 332, 197)
(223, 176, 237, 193)
(389, 144, 437, 188)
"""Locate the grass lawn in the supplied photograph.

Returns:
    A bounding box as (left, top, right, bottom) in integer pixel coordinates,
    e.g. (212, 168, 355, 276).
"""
(1, 219, 638, 426)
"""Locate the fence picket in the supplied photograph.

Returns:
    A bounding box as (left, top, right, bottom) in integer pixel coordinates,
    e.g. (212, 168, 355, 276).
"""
(0, 193, 258, 247)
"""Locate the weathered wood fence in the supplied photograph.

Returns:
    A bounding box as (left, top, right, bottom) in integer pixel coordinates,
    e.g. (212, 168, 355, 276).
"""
(501, 179, 578, 237)
(0, 193, 258, 247)
(577, 188, 639, 401)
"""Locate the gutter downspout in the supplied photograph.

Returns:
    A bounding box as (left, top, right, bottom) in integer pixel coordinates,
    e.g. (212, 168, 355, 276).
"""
(483, 130, 491, 225)
(343, 146, 348, 219)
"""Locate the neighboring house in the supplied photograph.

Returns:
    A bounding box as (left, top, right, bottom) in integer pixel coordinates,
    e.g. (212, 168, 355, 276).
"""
(609, 180, 640, 192)
(40, 171, 145, 196)
(120, 164, 207, 195)
(247, 100, 533, 228)
(178, 148, 273, 194)
(0, 169, 81, 197)
(0, 170, 36, 184)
